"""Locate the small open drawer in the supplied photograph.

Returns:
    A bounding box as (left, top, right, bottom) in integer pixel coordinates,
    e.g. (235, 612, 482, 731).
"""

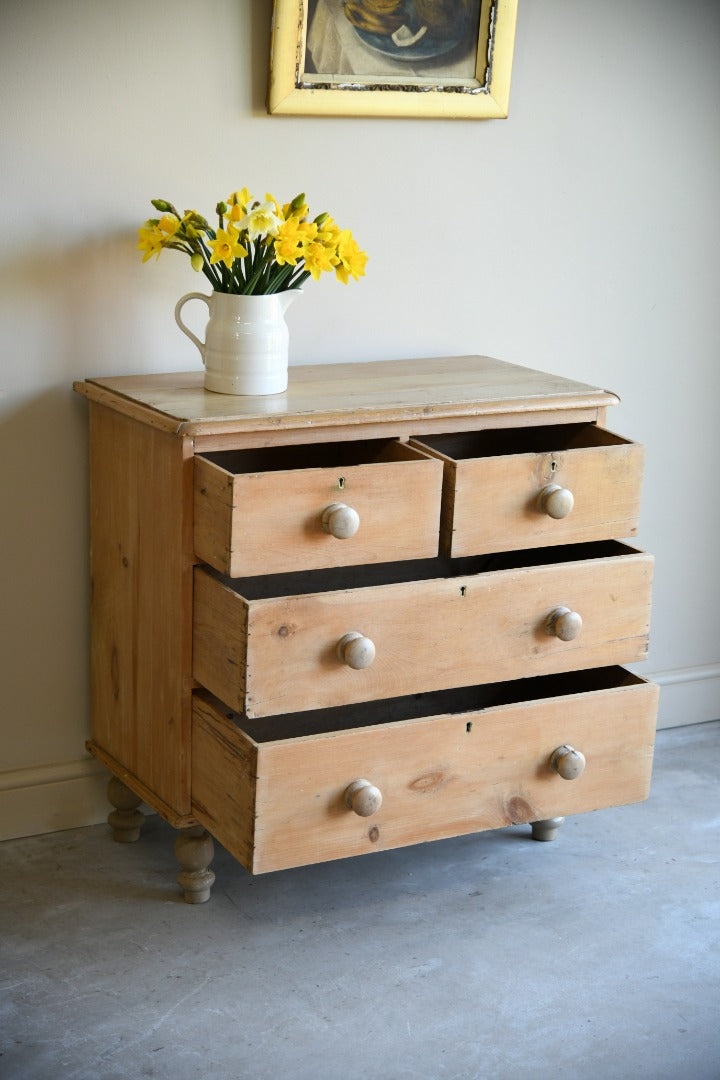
(193, 541, 653, 718)
(194, 438, 443, 578)
(191, 667, 658, 874)
(410, 424, 644, 557)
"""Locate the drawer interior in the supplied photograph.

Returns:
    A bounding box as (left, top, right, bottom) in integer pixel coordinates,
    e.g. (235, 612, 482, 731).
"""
(215, 540, 640, 601)
(205, 666, 648, 743)
(415, 423, 631, 460)
(197, 437, 424, 475)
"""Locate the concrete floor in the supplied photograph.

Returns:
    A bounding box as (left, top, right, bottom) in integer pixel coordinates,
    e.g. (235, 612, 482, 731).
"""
(1, 721, 719, 1080)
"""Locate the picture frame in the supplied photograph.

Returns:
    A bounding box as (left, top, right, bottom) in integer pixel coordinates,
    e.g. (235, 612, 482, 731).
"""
(268, 0, 518, 119)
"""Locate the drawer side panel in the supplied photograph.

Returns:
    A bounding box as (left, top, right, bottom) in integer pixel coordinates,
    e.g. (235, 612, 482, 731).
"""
(193, 571, 248, 710)
(191, 694, 258, 871)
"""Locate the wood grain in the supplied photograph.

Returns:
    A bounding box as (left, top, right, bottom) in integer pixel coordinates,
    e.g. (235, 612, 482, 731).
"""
(191, 693, 257, 869)
(88, 403, 193, 815)
(413, 427, 644, 556)
(76, 355, 656, 879)
(190, 676, 658, 874)
(74, 355, 620, 436)
(193, 442, 443, 577)
(193, 546, 653, 717)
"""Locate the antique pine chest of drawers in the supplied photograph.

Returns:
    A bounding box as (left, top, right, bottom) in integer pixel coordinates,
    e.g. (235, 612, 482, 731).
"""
(74, 355, 657, 901)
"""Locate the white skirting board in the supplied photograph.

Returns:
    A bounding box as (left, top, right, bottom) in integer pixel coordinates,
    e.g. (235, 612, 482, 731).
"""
(0, 758, 110, 843)
(1, 666, 718, 842)
(651, 663, 720, 730)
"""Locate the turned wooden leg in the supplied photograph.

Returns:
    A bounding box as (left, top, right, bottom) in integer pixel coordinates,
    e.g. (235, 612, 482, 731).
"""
(107, 776, 144, 843)
(175, 826, 215, 904)
(531, 816, 565, 842)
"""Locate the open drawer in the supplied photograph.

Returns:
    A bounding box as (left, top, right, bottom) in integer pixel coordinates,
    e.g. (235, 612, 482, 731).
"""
(191, 667, 658, 874)
(193, 541, 654, 718)
(410, 424, 644, 557)
(194, 438, 443, 577)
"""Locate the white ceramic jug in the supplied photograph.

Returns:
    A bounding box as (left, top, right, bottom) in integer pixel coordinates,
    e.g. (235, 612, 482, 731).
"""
(174, 289, 300, 396)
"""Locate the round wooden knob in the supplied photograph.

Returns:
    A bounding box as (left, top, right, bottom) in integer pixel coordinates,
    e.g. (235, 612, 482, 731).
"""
(336, 632, 376, 669)
(550, 744, 586, 780)
(545, 606, 583, 641)
(345, 778, 383, 817)
(538, 483, 574, 519)
(321, 502, 360, 539)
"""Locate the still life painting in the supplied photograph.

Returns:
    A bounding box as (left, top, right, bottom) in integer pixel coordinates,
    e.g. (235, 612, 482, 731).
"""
(269, 0, 518, 119)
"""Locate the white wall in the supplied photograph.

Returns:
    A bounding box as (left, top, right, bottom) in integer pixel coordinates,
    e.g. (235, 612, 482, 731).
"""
(1, 0, 718, 840)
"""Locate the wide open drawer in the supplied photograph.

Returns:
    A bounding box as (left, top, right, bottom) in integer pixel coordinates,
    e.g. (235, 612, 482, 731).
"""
(411, 424, 643, 557)
(193, 541, 653, 718)
(194, 438, 443, 577)
(191, 667, 658, 874)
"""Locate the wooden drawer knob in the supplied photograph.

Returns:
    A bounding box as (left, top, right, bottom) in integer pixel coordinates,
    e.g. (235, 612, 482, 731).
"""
(345, 778, 383, 817)
(550, 744, 586, 780)
(337, 632, 376, 669)
(321, 502, 360, 539)
(538, 483, 574, 519)
(545, 606, 583, 641)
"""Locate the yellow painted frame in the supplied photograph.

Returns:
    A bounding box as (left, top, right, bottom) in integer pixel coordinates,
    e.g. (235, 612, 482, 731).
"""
(268, 0, 518, 119)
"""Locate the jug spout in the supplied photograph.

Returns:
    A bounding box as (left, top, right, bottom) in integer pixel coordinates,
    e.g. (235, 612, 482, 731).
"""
(278, 287, 301, 314)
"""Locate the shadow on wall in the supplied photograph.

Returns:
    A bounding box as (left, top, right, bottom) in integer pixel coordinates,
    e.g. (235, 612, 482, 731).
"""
(251, 0, 274, 115)
(0, 386, 92, 764)
(0, 230, 199, 399)
(0, 231, 198, 765)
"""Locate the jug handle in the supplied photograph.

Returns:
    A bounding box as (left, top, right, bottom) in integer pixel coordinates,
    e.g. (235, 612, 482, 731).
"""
(174, 293, 211, 360)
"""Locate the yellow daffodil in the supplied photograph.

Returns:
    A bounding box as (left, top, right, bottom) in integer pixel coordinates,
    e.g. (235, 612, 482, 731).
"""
(333, 230, 368, 284)
(274, 218, 316, 266)
(140, 189, 366, 293)
(158, 214, 180, 238)
(317, 216, 342, 254)
(137, 221, 166, 262)
(209, 225, 248, 270)
(226, 188, 253, 222)
(304, 239, 337, 281)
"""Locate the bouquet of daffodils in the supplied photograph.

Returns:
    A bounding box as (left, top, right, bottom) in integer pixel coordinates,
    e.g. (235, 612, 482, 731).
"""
(137, 188, 367, 295)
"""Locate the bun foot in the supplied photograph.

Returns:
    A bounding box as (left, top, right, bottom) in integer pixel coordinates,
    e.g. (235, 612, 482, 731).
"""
(107, 777, 144, 843)
(175, 826, 215, 904)
(531, 816, 565, 842)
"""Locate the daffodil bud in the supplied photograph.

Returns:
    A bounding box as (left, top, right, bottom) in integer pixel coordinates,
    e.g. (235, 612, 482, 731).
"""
(216, 201, 228, 215)
(151, 199, 172, 212)
(190, 253, 204, 272)
(291, 192, 306, 212)
(185, 224, 199, 239)
(314, 212, 329, 227)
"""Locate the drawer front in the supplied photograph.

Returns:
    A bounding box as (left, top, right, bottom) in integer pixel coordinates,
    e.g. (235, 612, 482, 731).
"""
(194, 441, 443, 577)
(193, 546, 653, 717)
(191, 673, 658, 874)
(412, 426, 644, 557)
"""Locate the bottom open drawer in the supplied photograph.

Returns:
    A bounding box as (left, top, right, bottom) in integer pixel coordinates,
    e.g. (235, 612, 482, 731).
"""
(191, 667, 658, 875)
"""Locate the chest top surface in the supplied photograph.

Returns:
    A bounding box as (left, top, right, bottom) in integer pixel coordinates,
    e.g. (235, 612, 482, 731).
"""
(74, 355, 618, 437)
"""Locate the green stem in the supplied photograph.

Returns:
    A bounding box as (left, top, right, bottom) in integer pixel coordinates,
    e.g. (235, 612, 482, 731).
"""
(266, 264, 294, 293)
(287, 266, 311, 290)
(196, 239, 223, 291)
(240, 242, 274, 294)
